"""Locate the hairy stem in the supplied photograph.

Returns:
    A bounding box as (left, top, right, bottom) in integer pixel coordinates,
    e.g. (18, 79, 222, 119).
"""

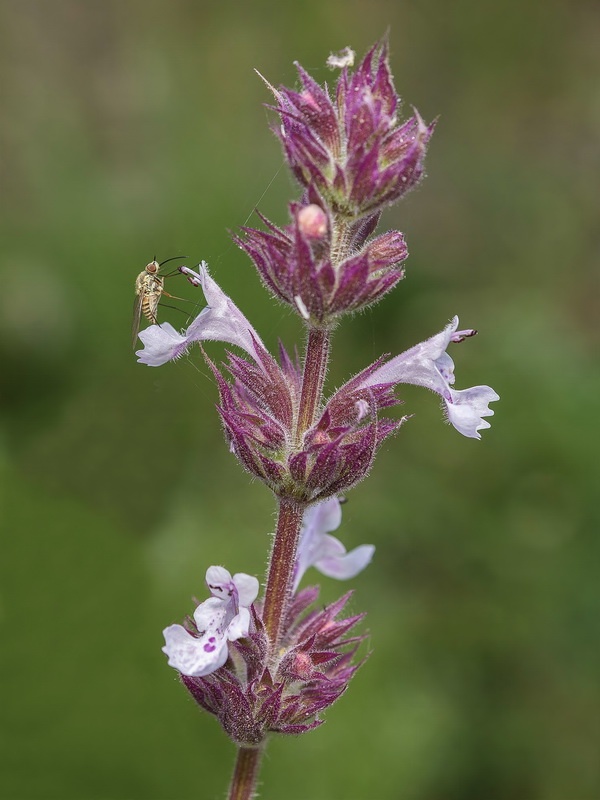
(330, 217, 354, 267)
(228, 746, 263, 800)
(262, 498, 305, 648)
(263, 324, 331, 650)
(296, 326, 331, 441)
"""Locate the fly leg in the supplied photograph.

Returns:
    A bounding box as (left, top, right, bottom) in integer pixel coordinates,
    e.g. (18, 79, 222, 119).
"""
(162, 290, 190, 302)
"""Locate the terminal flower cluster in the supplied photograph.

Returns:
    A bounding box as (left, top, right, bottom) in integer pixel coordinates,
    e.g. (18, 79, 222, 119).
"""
(237, 39, 434, 326)
(261, 40, 435, 217)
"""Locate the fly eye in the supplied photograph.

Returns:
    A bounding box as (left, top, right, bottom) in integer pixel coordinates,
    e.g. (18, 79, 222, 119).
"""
(146, 261, 159, 273)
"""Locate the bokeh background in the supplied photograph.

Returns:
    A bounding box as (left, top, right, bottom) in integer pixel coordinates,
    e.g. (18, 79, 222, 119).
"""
(1, 1, 598, 798)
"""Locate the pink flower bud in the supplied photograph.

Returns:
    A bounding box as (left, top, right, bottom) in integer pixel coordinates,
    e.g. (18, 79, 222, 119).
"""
(297, 204, 328, 240)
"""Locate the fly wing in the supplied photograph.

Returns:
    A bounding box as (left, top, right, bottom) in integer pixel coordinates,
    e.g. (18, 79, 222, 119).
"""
(132, 291, 144, 350)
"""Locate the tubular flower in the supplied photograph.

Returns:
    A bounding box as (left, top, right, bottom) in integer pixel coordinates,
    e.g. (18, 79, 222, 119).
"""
(135, 263, 265, 366)
(264, 39, 435, 218)
(162, 566, 259, 678)
(356, 316, 499, 439)
(293, 496, 375, 591)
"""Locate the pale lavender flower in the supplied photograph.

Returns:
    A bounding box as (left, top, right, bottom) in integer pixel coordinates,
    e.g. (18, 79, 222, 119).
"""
(135, 263, 264, 366)
(358, 316, 499, 439)
(293, 497, 375, 591)
(162, 566, 259, 678)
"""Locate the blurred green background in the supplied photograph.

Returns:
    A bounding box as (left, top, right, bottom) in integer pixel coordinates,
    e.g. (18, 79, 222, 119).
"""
(1, 1, 598, 798)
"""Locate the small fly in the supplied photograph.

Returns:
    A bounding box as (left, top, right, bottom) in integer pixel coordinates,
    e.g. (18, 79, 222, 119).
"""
(132, 256, 187, 349)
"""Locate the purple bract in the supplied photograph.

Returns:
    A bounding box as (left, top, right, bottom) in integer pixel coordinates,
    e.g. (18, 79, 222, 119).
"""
(264, 40, 434, 217)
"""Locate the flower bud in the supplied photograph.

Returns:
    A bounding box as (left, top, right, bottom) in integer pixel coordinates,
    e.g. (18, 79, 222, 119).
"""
(297, 204, 328, 240)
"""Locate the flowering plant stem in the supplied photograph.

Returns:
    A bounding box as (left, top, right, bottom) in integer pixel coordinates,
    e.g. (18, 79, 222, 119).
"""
(262, 498, 305, 648)
(228, 746, 263, 800)
(263, 326, 332, 647)
(330, 219, 354, 268)
(146, 40, 499, 800)
(296, 327, 331, 441)
(230, 326, 332, 792)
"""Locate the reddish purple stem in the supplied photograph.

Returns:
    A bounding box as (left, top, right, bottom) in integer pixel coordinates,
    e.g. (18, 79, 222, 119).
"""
(228, 746, 263, 800)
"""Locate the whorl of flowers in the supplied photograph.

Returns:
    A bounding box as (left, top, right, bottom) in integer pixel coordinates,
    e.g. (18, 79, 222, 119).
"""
(162, 500, 373, 744)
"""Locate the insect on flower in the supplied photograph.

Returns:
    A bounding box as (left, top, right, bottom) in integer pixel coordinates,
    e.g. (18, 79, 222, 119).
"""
(132, 256, 187, 349)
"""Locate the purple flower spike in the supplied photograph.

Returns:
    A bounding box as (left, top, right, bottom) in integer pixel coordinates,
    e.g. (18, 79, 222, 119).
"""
(267, 39, 434, 218)
(236, 41, 430, 323)
(358, 317, 500, 438)
(162, 566, 259, 678)
(136, 262, 265, 366)
(293, 496, 375, 590)
(143, 37, 500, 770)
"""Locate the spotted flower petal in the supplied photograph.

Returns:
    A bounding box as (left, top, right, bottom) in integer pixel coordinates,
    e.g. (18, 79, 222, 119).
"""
(162, 566, 259, 678)
(162, 622, 230, 678)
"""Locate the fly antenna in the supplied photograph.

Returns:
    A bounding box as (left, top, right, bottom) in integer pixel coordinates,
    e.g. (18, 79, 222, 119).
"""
(159, 255, 188, 267)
